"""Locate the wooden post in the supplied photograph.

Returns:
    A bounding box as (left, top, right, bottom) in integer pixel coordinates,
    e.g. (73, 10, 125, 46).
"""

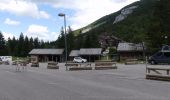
(145, 56, 148, 73)
(167, 70, 169, 75)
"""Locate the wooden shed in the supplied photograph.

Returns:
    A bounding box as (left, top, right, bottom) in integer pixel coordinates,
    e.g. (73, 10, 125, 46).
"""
(69, 48, 102, 62)
(79, 48, 102, 62)
(117, 43, 145, 60)
(29, 49, 64, 62)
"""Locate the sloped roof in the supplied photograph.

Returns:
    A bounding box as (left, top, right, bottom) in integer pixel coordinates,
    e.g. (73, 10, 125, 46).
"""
(79, 48, 102, 55)
(117, 43, 144, 52)
(69, 50, 79, 57)
(29, 49, 64, 55)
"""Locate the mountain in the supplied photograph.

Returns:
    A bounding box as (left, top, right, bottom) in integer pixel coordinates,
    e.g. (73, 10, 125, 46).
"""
(62, 0, 170, 53)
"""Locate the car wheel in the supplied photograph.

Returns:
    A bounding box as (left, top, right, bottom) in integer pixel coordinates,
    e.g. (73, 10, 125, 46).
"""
(151, 60, 155, 65)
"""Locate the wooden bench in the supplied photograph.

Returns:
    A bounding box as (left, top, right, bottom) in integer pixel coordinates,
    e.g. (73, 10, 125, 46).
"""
(146, 67, 170, 81)
(66, 63, 92, 71)
(31, 62, 39, 67)
(47, 62, 59, 69)
(12, 61, 17, 65)
(95, 62, 117, 70)
(125, 59, 138, 65)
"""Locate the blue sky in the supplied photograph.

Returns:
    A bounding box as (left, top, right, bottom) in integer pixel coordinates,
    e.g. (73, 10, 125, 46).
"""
(0, 0, 139, 41)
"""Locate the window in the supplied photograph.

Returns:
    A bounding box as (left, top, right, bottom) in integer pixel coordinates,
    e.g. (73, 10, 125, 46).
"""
(155, 52, 162, 57)
(163, 46, 170, 51)
(164, 52, 170, 57)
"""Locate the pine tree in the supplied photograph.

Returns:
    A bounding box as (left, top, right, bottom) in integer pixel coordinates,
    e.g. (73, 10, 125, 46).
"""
(0, 32, 5, 48)
(0, 31, 7, 55)
(17, 33, 25, 56)
(67, 26, 75, 52)
(23, 36, 30, 56)
(29, 37, 34, 50)
(56, 27, 65, 48)
(34, 37, 40, 48)
(6, 37, 12, 55)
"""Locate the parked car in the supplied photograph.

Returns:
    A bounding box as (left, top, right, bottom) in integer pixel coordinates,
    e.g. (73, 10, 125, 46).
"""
(73, 57, 87, 63)
(148, 52, 170, 64)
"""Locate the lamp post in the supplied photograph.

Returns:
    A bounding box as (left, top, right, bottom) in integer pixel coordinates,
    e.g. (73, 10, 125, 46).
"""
(58, 13, 68, 71)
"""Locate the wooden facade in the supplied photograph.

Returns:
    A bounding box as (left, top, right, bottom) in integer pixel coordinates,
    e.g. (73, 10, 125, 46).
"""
(117, 43, 145, 60)
(29, 49, 64, 62)
(69, 48, 102, 62)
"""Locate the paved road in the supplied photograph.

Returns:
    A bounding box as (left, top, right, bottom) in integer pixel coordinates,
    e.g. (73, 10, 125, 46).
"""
(0, 63, 170, 100)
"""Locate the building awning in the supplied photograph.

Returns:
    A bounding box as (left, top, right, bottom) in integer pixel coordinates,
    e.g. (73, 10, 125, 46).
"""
(29, 49, 64, 55)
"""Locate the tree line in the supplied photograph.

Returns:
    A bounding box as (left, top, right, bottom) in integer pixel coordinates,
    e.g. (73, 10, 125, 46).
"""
(0, 26, 100, 57)
(0, 31, 54, 57)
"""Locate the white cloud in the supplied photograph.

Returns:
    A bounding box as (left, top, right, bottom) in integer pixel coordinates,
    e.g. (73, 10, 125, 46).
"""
(0, 0, 50, 19)
(2, 32, 14, 40)
(4, 18, 20, 26)
(40, 11, 51, 19)
(29, 0, 139, 29)
(26, 24, 59, 41)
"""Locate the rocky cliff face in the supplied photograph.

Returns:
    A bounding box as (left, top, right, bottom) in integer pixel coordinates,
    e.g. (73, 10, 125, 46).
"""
(113, 6, 138, 24)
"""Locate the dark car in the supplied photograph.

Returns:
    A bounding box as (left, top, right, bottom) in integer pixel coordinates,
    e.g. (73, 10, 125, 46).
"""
(148, 52, 170, 64)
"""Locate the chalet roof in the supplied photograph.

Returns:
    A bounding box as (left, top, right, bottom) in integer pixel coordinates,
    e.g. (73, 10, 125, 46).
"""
(117, 43, 144, 52)
(69, 50, 79, 57)
(29, 49, 64, 55)
(79, 48, 102, 55)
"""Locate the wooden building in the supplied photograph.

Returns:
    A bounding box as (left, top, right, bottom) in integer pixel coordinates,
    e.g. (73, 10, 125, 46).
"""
(29, 49, 64, 62)
(69, 48, 102, 62)
(117, 43, 145, 60)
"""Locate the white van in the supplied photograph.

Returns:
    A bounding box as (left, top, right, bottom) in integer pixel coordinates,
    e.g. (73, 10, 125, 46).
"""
(0, 56, 12, 62)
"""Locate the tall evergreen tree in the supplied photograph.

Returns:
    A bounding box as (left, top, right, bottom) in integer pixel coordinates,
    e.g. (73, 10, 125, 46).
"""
(56, 27, 65, 48)
(0, 32, 5, 46)
(34, 37, 40, 48)
(0, 31, 7, 55)
(67, 26, 75, 52)
(29, 37, 34, 50)
(7, 37, 12, 55)
(23, 36, 30, 56)
(12, 37, 18, 56)
(17, 33, 25, 56)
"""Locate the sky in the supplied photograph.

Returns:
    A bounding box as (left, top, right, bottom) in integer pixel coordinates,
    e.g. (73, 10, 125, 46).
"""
(0, 0, 139, 41)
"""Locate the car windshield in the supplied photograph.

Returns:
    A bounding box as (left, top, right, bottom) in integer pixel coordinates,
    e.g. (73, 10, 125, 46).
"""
(75, 57, 81, 59)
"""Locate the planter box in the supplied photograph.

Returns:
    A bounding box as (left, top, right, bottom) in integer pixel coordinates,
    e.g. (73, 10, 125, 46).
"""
(95, 66, 117, 70)
(31, 63, 39, 67)
(69, 67, 92, 71)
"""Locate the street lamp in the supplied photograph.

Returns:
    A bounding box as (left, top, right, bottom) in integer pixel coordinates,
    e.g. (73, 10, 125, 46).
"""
(58, 13, 68, 71)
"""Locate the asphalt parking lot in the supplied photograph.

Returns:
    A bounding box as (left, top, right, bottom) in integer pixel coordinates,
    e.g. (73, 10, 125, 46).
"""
(0, 63, 170, 100)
